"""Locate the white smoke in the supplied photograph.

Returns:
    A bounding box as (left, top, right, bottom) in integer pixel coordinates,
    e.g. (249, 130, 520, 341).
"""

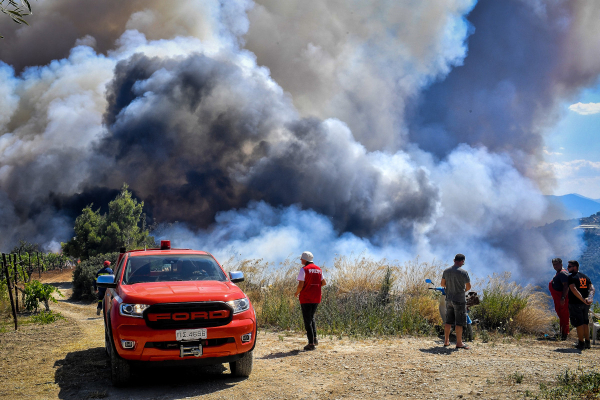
(245, 0, 477, 151)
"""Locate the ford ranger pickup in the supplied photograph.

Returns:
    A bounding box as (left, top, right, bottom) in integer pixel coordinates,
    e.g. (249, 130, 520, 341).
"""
(97, 241, 256, 386)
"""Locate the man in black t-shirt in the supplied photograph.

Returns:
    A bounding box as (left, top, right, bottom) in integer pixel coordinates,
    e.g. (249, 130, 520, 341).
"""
(567, 260, 595, 350)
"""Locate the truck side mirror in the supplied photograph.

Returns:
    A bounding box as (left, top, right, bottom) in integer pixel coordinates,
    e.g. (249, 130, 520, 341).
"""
(229, 271, 244, 283)
(97, 274, 117, 289)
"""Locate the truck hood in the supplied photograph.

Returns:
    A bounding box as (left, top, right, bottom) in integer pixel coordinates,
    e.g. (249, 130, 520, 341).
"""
(119, 281, 244, 304)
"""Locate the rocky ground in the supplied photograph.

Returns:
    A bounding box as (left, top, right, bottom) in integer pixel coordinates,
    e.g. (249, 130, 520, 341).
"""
(0, 269, 598, 399)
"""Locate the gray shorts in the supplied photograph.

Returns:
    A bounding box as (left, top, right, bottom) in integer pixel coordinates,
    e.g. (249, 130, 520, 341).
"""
(445, 300, 467, 327)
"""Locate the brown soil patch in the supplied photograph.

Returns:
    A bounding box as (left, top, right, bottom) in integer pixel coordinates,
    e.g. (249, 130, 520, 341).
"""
(1, 270, 598, 399)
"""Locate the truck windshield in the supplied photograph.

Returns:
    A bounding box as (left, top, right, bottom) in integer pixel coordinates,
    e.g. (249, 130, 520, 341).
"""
(122, 254, 227, 284)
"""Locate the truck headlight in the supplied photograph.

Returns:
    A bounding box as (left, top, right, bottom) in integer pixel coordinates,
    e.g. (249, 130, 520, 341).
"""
(227, 297, 250, 314)
(120, 303, 150, 318)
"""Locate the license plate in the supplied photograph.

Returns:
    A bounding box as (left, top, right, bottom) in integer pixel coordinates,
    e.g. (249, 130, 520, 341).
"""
(176, 328, 207, 341)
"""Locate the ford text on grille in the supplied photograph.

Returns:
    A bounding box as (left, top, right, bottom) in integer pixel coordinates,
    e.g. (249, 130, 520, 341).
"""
(147, 310, 231, 321)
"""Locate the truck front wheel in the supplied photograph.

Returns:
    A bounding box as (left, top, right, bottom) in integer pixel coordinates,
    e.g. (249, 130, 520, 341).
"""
(230, 350, 253, 377)
(110, 342, 131, 387)
(107, 321, 131, 387)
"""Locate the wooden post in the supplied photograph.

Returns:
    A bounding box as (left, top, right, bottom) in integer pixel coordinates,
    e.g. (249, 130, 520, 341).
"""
(28, 252, 32, 283)
(12, 253, 19, 311)
(2, 253, 18, 330)
(37, 252, 41, 279)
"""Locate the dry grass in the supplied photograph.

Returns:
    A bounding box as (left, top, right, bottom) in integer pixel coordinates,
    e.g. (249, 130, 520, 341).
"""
(511, 291, 554, 334)
(224, 254, 445, 299)
(333, 255, 444, 295)
(223, 255, 447, 335)
(406, 295, 443, 325)
(472, 272, 552, 335)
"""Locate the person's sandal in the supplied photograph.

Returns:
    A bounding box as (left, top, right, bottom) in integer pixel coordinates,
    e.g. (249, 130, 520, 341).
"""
(304, 344, 315, 351)
(455, 344, 470, 350)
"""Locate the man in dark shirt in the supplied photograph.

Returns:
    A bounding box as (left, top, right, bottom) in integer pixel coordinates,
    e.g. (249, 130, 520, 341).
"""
(567, 260, 595, 350)
(94, 260, 113, 316)
(441, 253, 471, 349)
(549, 258, 570, 340)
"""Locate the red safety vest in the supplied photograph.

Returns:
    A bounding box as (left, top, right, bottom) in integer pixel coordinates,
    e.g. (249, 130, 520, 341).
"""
(299, 263, 323, 304)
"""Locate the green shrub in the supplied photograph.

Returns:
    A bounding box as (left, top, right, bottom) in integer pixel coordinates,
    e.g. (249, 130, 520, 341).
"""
(0, 279, 9, 315)
(479, 329, 491, 343)
(30, 310, 65, 324)
(72, 253, 118, 301)
(23, 280, 63, 312)
(509, 372, 524, 384)
(471, 272, 529, 333)
(536, 368, 600, 399)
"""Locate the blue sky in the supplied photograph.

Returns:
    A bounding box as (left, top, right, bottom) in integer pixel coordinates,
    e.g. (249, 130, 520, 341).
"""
(544, 82, 600, 199)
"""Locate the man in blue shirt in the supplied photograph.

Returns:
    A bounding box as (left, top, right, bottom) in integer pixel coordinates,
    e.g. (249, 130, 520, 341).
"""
(94, 260, 113, 316)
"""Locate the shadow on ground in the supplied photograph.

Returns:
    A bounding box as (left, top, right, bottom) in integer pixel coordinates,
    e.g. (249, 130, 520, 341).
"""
(259, 349, 301, 359)
(54, 347, 246, 399)
(554, 348, 582, 354)
(419, 347, 456, 355)
(46, 281, 73, 290)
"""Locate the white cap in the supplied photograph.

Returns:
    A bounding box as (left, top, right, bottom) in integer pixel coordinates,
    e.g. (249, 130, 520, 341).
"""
(301, 251, 314, 262)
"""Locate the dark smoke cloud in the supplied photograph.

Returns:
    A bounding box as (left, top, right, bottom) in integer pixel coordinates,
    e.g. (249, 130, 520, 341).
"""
(0, 1, 251, 72)
(408, 0, 600, 164)
(99, 51, 438, 236)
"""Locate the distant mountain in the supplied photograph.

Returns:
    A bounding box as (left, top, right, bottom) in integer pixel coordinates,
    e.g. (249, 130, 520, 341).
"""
(545, 194, 600, 219)
(535, 213, 600, 289)
(577, 213, 600, 288)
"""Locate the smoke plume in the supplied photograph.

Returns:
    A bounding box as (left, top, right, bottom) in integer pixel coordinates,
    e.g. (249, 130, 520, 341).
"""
(1, 0, 597, 282)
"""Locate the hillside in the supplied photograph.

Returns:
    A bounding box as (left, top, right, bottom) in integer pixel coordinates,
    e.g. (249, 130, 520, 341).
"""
(546, 194, 600, 219)
(578, 212, 600, 283)
(534, 211, 600, 285)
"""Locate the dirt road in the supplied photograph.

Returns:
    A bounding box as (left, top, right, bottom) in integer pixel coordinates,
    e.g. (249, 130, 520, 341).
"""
(0, 270, 598, 399)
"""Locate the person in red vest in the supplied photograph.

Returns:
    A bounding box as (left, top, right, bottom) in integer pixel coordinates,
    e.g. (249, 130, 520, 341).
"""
(294, 251, 327, 351)
(549, 258, 570, 340)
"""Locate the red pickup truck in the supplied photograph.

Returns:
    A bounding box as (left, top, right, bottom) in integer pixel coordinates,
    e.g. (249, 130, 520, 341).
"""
(97, 241, 256, 386)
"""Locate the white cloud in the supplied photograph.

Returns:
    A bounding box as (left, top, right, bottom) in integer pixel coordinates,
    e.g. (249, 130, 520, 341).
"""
(568, 102, 600, 115)
(543, 159, 600, 176)
(540, 160, 600, 198)
(543, 147, 562, 156)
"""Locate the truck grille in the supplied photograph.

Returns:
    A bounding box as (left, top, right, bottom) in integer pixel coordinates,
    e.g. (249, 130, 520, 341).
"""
(144, 302, 233, 329)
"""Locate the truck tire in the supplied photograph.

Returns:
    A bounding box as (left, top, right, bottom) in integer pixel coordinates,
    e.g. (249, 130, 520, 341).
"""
(104, 328, 111, 357)
(110, 343, 131, 387)
(106, 321, 131, 387)
(230, 350, 253, 377)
